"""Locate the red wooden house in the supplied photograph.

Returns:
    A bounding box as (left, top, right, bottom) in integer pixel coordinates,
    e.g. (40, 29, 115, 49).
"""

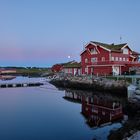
(0, 68, 17, 75)
(52, 61, 81, 76)
(81, 41, 140, 75)
(62, 61, 81, 76)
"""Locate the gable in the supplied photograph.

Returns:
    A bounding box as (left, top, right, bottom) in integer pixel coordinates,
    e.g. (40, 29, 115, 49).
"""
(121, 45, 132, 54)
(85, 43, 100, 54)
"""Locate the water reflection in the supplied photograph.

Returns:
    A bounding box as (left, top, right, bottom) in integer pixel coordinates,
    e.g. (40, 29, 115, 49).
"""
(0, 79, 124, 140)
(64, 90, 124, 128)
(0, 75, 16, 81)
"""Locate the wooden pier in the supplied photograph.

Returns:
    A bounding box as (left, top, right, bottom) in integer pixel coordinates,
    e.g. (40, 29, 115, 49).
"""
(0, 82, 43, 88)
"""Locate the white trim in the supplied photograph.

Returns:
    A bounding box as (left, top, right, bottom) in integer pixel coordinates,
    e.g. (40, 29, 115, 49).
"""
(90, 42, 111, 52)
(109, 52, 111, 61)
(80, 49, 86, 55)
(85, 42, 100, 54)
(87, 64, 125, 67)
(121, 44, 133, 52)
(121, 44, 128, 50)
(130, 55, 136, 58)
(95, 46, 100, 54)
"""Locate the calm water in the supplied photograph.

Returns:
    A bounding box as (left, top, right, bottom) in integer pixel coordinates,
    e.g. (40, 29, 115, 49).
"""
(0, 77, 123, 140)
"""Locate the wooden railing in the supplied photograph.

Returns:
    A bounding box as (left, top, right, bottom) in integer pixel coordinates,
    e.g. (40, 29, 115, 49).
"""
(90, 61, 140, 65)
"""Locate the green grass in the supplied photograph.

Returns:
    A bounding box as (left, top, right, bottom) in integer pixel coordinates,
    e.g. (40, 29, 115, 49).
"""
(106, 76, 132, 83)
(16, 67, 51, 76)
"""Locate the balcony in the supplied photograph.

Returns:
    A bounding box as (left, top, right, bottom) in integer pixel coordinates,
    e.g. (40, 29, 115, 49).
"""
(90, 60, 140, 66)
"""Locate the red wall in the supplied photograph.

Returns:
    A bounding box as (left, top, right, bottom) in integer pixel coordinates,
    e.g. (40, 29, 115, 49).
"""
(81, 44, 110, 75)
(94, 66, 112, 76)
(52, 64, 63, 72)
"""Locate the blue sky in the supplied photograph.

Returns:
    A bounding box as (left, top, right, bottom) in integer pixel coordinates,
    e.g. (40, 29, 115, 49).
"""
(0, 0, 140, 67)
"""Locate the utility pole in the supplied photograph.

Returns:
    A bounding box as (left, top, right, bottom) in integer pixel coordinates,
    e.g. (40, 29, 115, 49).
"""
(120, 36, 122, 43)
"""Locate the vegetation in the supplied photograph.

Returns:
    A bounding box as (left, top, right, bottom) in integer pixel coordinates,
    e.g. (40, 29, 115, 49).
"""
(106, 76, 134, 83)
(0, 66, 52, 77)
(16, 67, 52, 76)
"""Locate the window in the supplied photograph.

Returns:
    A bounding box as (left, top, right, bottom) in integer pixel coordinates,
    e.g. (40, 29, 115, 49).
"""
(91, 98, 93, 103)
(85, 67, 88, 73)
(115, 57, 118, 61)
(91, 57, 97, 62)
(119, 57, 122, 61)
(86, 97, 89, 102)
(102, 57, 105, 61)
(85, 58, 88, 63)
(66, 69, 68, 73)
(102, 111, 106, 115)
(123, 58, 125, 61)
(111, 57, 114, 61)
(86, 107, 88, 111)
(123, 48, 129, 54)
(127, 58, 129, 61)
(90, 48, 97, 54)
(69, 68, 72, 73)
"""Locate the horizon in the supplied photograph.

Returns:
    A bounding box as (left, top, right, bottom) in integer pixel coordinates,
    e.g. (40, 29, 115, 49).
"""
(0, 0, 140, 67)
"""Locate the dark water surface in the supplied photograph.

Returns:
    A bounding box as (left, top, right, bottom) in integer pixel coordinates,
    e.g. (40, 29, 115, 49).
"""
(0, 77, 122, 140)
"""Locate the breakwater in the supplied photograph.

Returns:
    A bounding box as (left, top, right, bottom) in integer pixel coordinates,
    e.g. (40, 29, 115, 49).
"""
(0, 82, 43, 88)
(50, 77, 128, 96)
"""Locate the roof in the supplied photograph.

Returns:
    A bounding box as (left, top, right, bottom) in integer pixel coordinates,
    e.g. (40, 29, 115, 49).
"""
(63, 61, 81, 68)
(91, 41, 127, 52)
(132, 51, 140, 55)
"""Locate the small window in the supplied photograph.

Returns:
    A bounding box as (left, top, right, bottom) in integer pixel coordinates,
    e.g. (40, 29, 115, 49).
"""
(85, 58, 88, 63)
(102, 111, 105, 115)
(91, 57, 97, 62)
(127, 58, 129, 61)
(123, 48, 129, 54)
(86, 107, 88, 111)
(111, 57, 114, 61)
(123, 58, 125, 61)
(91, 98, 93, 103)
(86, 97, 89, 102)
(102, 57, 105, 61)
(90, 48, 97, 54)
(116, 57, 118, 61)
(119, 57, 122, 61)
(85, 67, 88, 73)
(69, 68, 72, 73)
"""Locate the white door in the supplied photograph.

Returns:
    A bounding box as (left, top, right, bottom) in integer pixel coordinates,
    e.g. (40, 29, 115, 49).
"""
(112, 66, 119, 75)
(74, 68, 77, 75)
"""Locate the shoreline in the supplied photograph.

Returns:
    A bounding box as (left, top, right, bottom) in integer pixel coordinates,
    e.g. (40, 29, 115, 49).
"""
(50, 77, 128, 96)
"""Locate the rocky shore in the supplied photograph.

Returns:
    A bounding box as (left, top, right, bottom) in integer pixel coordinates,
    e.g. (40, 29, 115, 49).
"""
(50, 76, 128, 96)
(108, 101, 140, 140)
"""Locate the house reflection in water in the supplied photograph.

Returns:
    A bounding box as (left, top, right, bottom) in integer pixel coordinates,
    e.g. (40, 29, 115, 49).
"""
(82, 95, 123, 127)
(63, 90, 82, 103)
(64, 90, 123, 127)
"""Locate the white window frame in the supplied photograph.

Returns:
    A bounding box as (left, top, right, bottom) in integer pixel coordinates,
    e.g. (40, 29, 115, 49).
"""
(85, 67, 88, 73)
(123, 48, 129, 54)
(91, 57, 97, 62)
(90, 48, 97, 54)
(85, 58, 88, 63)
(111, 57, 114, 61)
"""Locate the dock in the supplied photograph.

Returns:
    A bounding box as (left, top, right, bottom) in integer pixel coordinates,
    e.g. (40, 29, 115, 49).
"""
(0, 82, 43, 88)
